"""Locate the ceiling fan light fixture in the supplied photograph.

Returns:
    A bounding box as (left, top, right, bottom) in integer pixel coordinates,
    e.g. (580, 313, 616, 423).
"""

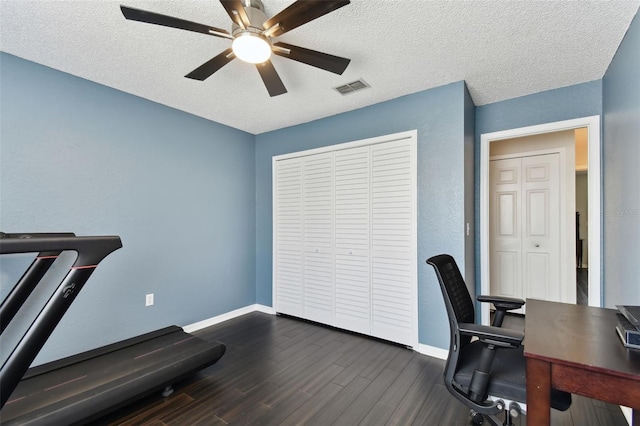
(120, 0, 352, 97)
(232, 32, 271, 64)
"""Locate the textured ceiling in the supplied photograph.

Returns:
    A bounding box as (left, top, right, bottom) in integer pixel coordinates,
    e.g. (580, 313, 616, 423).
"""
(1, 0, 638, 134)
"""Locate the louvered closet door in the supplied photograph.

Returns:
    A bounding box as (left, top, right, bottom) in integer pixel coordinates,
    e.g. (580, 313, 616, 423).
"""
(274, 157, 303, 317)
(274, 130, 417, 348)
(302, 153, 334, 324)
(371, 139, 414, 346)
(334, 146, 370, 335)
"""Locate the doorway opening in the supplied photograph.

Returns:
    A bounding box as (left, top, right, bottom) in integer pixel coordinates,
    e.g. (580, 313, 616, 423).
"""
(575, 127, 589, 305)
(480, 116, 601, 325)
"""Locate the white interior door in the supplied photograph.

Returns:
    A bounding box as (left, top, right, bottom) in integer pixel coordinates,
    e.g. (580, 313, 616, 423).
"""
(521, 154, 561, 303)
(490, 157, 523, 302)
(490, 153, 562, 311)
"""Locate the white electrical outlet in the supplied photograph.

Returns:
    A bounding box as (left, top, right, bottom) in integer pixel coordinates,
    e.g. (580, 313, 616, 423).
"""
(145, 293, 154, 306)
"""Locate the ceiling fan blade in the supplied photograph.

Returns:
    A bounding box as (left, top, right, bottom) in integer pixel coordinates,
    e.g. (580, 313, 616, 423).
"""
(121, 6, 231, 39)
(255, 61, 287, 97)
(185, 49, 235, 81)
(263, 0, 350, 37)
(219, 0, 251, 29)
(273, 42, 350, 75)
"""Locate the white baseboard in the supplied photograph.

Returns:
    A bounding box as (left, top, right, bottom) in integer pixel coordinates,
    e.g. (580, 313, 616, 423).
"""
(416, 343, 448, 360)
(253, 304, 276, 315)
(183, 304, 275, 333)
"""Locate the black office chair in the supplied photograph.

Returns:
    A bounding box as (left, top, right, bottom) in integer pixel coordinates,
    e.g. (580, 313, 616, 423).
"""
(427, 254, 571, 425)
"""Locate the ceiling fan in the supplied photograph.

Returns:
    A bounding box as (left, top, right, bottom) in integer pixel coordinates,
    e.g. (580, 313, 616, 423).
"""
(120, 0, 351, 97)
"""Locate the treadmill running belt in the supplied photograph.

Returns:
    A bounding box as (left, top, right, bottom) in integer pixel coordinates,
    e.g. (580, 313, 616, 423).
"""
(1, 326, 225, 425)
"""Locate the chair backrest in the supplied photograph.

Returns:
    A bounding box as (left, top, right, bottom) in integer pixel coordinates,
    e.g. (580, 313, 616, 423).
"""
(427, 254, 475, 353)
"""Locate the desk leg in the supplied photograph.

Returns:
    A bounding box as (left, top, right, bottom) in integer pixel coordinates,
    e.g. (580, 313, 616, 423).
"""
(526, 357, 551, 425)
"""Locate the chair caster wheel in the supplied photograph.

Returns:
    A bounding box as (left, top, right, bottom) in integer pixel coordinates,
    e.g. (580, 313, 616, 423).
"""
(470, 410, 484, 425)
(162, 385, 174, 398)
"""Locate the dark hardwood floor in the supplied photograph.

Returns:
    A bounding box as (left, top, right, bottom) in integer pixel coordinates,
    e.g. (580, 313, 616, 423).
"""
(577, 268, 588, 305)
(96, 312, 628, 425)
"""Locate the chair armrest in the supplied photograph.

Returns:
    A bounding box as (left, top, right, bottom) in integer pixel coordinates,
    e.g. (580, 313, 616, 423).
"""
(459, 323, 524, 348)
(477, 295, 525, 311)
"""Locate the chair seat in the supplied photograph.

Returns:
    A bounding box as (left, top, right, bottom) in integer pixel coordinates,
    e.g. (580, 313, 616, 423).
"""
(454, 341, 572, 412)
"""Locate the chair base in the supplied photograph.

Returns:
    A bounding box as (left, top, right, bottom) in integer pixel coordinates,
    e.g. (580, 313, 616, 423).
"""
(471, 402, 521, 426)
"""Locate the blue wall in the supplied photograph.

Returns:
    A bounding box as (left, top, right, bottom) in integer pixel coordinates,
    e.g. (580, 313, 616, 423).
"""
(475, 81, 603, 137)
(0, 53, 257, 365)
(474, 80, 603, 301)
(602, 11, 640, 307)
(255, 81, 471, 349)
(2, 8, 638, 364)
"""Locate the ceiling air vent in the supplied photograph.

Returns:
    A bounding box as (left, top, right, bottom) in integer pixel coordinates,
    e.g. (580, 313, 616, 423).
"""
(335, 79, 370, 95)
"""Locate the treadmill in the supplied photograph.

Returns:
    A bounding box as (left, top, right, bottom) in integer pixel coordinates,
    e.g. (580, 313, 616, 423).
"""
(0, 233, 226, 425)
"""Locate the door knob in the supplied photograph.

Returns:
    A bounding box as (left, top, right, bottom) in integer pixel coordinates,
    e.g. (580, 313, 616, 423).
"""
(535, 244, 540, 248)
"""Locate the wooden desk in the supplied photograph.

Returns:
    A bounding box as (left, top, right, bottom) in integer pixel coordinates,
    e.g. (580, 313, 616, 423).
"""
(524, 299, 640, 425)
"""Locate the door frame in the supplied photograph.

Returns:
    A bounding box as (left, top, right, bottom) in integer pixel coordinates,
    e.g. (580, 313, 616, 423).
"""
(480, 116, 601, 325)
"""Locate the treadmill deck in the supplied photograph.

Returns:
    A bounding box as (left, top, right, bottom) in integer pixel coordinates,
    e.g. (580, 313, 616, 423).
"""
(1, 326, 225, 425)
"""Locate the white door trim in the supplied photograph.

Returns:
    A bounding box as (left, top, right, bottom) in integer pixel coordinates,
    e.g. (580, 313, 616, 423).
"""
(480, 116, 601, 325)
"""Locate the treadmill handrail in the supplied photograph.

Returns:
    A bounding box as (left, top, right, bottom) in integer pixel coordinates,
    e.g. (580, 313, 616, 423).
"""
(1, 233, 75, 335)
(0, 234, 123, 409)
(0, 232, 76, 239)
(0, 235, 122, 267)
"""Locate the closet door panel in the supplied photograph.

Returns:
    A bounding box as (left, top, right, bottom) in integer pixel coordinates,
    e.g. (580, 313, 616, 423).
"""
(275, 158, 303, 316)
(302, 153, 334, 324)
(370, 140, 414, 346)
(334, 146, 370, 334)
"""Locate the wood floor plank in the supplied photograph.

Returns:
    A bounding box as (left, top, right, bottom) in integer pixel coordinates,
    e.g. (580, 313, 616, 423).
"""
(280, 382, 344, 425)
(359, 344, 402, 380)
(160, 388, 240, 425)
(378, 352, 424, 407)
(385, 356, 442, 425)
(334, 367, 399, 425)
(305, 376, 371, 425)
(334, 335, 376, 368)
(262, 353, 344, 409)
(331, 339, 384, 387)
(358, 400, 396, 426)
(299, 363, 344, 396)
(411, 383, 469, 425)
(252, 389, 310, 426)
(386, 346, 417, 372)
(113, 393, 194, 426)
(265, 338, 343, 391)
(216, 382, 279, 423)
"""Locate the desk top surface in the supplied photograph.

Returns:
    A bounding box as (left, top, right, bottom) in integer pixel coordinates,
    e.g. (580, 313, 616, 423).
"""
(523, 299, 640, 380)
